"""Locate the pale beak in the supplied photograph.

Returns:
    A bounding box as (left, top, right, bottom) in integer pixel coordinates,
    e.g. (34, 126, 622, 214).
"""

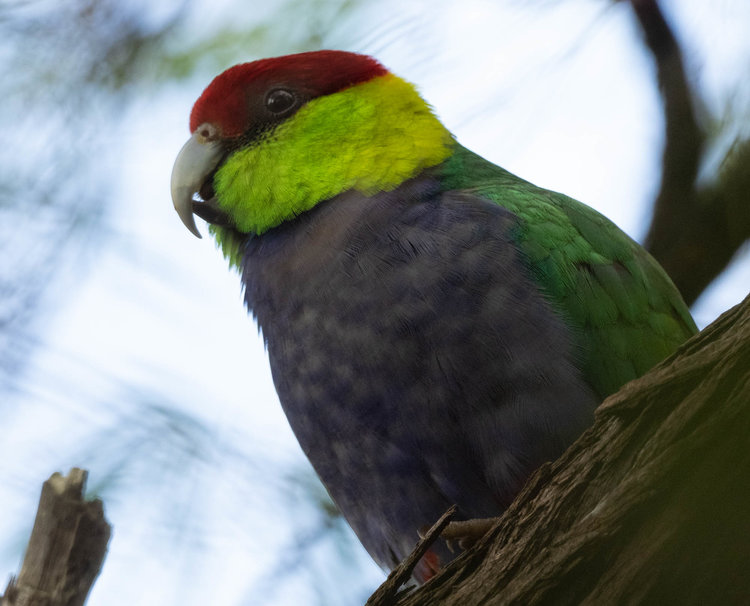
(170, 129, 223, 238)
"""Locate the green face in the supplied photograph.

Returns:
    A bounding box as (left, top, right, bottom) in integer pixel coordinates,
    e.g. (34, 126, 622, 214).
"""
(212, 73, 454, 238)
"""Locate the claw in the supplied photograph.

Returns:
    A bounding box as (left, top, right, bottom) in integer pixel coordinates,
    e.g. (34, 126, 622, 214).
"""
(441, 517, 500, 550)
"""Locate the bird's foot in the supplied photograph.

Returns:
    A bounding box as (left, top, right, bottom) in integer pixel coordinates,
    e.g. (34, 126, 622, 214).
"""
(366, 506, 458, 604)
(439, 516, 501, 552)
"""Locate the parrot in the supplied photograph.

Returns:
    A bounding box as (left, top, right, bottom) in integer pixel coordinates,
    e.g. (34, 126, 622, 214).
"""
(170, 50, 697, 582)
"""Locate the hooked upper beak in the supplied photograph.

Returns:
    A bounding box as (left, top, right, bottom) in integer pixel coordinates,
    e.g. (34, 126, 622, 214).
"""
(170, 126, 224, 238)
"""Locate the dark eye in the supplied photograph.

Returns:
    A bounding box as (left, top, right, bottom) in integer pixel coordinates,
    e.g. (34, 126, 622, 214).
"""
(265, 89, 296, 114)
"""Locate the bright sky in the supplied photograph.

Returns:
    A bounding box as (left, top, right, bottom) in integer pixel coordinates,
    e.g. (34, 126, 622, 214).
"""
(1, 1, 748, 604)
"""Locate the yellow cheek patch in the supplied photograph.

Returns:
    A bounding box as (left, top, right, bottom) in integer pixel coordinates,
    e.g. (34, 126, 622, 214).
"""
(212, 73, 454, 236)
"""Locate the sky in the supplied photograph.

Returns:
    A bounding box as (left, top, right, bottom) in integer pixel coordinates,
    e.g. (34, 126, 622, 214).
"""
(1, 0, 748, 604)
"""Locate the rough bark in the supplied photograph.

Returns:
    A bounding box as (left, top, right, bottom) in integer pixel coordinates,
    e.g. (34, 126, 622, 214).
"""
(370, 293, 750, 605)
(1, 469, 110, 606)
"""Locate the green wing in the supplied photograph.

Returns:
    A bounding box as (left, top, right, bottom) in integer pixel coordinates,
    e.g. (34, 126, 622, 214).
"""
(440, 144, 697, 399)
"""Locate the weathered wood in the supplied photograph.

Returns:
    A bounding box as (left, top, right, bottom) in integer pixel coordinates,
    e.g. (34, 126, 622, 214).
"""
(1, 469, 110, 606)
(375, 294, 750, 605)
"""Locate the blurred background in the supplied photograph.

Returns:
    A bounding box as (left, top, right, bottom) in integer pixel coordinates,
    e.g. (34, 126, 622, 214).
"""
(0, 0, 748, 604)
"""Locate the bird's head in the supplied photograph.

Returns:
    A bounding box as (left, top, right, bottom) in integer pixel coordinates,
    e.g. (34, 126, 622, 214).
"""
(170, 50, 454, 264)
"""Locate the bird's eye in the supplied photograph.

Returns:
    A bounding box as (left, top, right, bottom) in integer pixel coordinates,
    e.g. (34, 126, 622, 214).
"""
(265, 89, 296, 115)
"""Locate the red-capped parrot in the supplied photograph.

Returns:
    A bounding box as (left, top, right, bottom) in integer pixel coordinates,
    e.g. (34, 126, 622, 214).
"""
(170, 51, 696, 581)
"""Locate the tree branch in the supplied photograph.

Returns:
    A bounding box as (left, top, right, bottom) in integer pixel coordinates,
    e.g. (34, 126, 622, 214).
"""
(375, 293, 750, 604)
(1, 469, 110, 606)
(632, 0, 750, 304)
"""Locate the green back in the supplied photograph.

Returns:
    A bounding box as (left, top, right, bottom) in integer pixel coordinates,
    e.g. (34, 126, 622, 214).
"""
(439, 144, 697, 399)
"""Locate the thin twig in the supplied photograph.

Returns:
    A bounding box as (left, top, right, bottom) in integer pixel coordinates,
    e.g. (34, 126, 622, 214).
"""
(366, 505, 458, 606)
